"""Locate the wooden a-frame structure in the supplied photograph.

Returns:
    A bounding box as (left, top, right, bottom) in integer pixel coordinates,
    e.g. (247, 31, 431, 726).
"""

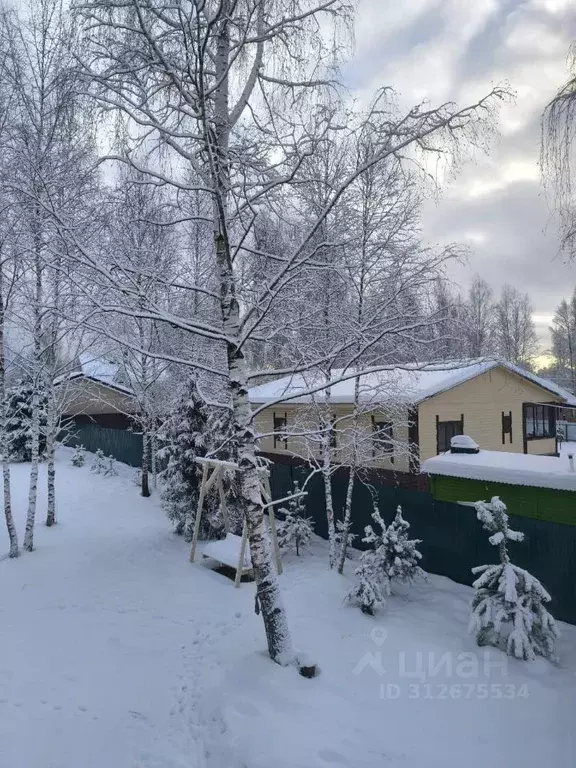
(189, 457, 284, 587)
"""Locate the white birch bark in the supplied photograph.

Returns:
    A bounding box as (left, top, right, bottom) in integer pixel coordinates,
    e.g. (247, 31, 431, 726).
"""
(45, 386, 57, 526)
(0, 264, 18, 557)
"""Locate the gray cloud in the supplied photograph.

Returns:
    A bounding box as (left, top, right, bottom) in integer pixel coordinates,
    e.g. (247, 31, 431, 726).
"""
(350, 0, 576, 349)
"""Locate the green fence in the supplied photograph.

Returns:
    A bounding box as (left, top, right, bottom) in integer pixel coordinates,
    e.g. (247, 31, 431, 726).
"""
(269, 463, 576, 625)
(62, 423, 576, 624)
(65, 422, 143, 468)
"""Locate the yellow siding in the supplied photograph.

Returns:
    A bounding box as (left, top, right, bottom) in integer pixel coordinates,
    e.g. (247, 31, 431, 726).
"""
(253, 403, 410, 471)
(417, 366, 562, 462)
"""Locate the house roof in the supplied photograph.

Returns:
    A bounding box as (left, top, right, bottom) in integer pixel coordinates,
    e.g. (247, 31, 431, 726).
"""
(422, 449, 576, 492)
(54, 353, 135, 397)
(248, 359, 576, 408)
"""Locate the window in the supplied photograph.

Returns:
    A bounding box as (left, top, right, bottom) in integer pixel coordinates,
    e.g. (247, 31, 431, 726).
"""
(524, 404, 556, 440)
(372, 418, 393, 460)
(273, 412, 287, 449)
(502, 411, 513, 444)
(436, 416, 463, 453)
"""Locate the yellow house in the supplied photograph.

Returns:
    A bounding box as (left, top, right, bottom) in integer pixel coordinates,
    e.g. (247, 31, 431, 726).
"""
(249, 360, 576, 473)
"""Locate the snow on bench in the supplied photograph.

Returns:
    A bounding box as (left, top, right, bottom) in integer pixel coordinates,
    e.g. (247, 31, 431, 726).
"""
(202, 533, 252, 572)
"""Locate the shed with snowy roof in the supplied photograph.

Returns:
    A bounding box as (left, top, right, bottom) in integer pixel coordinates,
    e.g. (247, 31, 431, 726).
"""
(422, 442, 576, 526)
(55, 353, 139, 429)
(248, 359, 576, 475)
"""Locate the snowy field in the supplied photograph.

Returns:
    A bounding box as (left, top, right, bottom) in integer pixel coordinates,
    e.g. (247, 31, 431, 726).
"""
(1, 449, 575, 768)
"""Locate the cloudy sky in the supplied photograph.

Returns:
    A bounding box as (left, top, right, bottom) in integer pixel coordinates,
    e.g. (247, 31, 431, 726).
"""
(347, 0, 576, 351)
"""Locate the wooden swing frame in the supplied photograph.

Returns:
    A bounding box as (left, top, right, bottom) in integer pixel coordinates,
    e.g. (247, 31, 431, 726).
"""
(189, 457, 283, 587)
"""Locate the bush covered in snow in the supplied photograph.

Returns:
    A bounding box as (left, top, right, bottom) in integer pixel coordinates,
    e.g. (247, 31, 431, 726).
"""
(346, 503, 425, 615)
(90, 449, 106, 474)
(469, 496, 559, 662)
(71, 444, 85, 467)
(277, 482, 313, 556)
(104, 455, 118, 476)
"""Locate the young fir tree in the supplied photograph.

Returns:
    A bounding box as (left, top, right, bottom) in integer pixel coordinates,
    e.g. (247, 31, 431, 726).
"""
(346, 552, 386, 615)
(379, 506, 426, 586)
(71, 444, 85, 467)
(346, 503, 389, 615)
(347, 502, 425, 615)
(90, 448, 106, 474)
(277, 482, 313, 556)
(4, 381, 47, 461)
(104, 455, 118, 476)
(158, 380, 224, 541)
(469, 497, 559, 662)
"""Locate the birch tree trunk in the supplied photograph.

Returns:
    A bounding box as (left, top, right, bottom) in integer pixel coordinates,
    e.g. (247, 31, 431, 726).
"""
(141, 426, 150, 497)
(24, 390, 40, 551)
(24, 217, 43, 552)
(320, 384, 337, 568)
(210, 4, 294, 664)
(151, 433, 157, 489)
(0, 267, 18, 557)
(336, 466, 355, 574)
(45, 389, 57, 526)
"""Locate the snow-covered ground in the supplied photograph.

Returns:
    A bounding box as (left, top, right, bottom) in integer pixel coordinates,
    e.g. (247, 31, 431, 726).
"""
(1, 449, 575, 768)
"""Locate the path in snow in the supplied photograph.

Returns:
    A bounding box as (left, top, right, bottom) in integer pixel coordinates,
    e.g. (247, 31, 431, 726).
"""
(0, 454, 237, 768)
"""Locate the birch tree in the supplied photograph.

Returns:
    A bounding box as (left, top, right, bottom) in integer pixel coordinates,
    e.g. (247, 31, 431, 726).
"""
(542, 41, 576, 258)
(463, 275, 495, 358)
(1, 0, 99, 543)
(494, 284, 537, 369)
(551, 289, 576, 392)
(72, 0, 506, 663)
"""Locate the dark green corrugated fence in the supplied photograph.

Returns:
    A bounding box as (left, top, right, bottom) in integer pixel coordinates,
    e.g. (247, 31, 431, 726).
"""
(58, 423, 576, 624)
(65, 423, 143, 468)
(269, 464, 576, 625)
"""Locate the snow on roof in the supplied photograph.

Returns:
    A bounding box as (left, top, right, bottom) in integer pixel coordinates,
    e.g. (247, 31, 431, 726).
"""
(248, 359, 576, 407)
(78, 353, 120, 386)
(54, 353, 134, 396)
(422, 450, 576, 492)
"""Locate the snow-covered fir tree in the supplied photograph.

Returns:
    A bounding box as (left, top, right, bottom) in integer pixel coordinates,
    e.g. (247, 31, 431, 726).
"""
(346, 554, 386, 615)
(4, 381, 47, 461)
(347, 502, 425, 614)
(158, 379, 224, 541)
(469, 496, 559, 661)
(379, 506, 426, 586)
(71, 444, 85, 467)
(277, 482, 313, 556)
(104, 455, 117, 476)
(90, 449, 106, 474)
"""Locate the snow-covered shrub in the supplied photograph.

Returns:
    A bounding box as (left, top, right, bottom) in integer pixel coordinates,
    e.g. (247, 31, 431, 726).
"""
(104, 455, 118, 476)
(346, 503, 425, 615)
(469, 496, 559, 662)
(71, 444, 85, 467)
(346, 554, 386, 615)
(90, 449, 106, 474)
(277, 482, 313, 556)
(379, 506, 426, 586)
